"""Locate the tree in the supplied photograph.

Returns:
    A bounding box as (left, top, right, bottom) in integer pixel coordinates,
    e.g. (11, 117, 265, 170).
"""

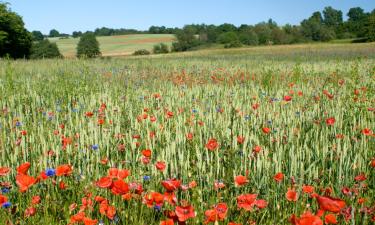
(72, 31, 82, 38)
(30, 39, 62, 59)
(172, 26, 200, 52)
(347, 7, 368, 37)
(217, 32, 239, 44)
(239, 29, 259, 45)
(153, 43, 169, 54)
(323, 7, 343, 27)
(0, 3, 32, 58)
(49, 29, 60, 37)
(31, 31, 44, 41)
(364, 11, 375, 41)
(301, 11, 335, 41)
(76, 33, 101, 58)
(254, 23, 272, 44)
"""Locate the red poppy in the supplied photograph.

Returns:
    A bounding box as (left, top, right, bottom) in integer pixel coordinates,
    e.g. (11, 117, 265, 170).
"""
(111, 179, 129, 195)
(204, 203, 228, 223)
(214, 181, 225, 190)
(302, 185, 314, 194)
(205, 139, 219, 151)
(24, 207, 37, 218)
(254, 199, 268, 209)
(325, 117, 335, 126)
(55, 164, 73, 176)
(32, 195, 41, 205)
(237, 136, 245, 144)
(83, 217, 98, 225)
(96, 176, 113, 188)
(234, 175, 248, 187)
(314, 195, 346, 213)
(156, 161, 166, 171)
(85, 112, 94, 117)
(160, 219, 174, 225)
(186, 133, 193, 140)
(237, 194, 257, 211)
(371, 158, 375, 168)
(361, 128, 372, 136)
(16, 174, 36, 192)
(142, 149, 152, 157)
(166, 111, 174, 118)
(252, 103, 259, 110)
(324, 214, 337, 224)
(286, 188, 298, 202)
(273, 172, 284, 183)
(253, 145, 262, 154)
(0, 167, 10, 176)
(284, 95, 292, 101)
(108, 168, 130, 180)
(17, 162, 31, 175)
(70, 212, 85, 223)
(0, 194, 7, 205)
(161, 179, 181, 192)
(289, 211, 323, 225)
(354, 173, 366, 182)
(262, 127, 271, 134)
(175, 204, 196, 222)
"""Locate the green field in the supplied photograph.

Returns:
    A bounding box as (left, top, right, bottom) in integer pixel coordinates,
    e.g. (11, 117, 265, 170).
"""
(49, 34, 175, 57)
(0, 43, 374, 224)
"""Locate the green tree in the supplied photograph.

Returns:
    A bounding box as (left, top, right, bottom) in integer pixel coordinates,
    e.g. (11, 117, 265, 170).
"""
(254, 23, 272, 44)
(347, 7, 368, 37)
(172, 26, 200, 52)
(30, 39, 62, 59)
(301, 11, 335, 41)
(0, 3, 32, 58)
(49, 29, 60, 37)
(72, 31, 82, 38)
(239, 29, 259, 45)
(76, 33, 101, 58)
(217, 31, 239, 44)
(323, 7, 343, 27)
(364, 12, 375, 41)
(31, 31, 44, 41)
(153, 43, 169, 54)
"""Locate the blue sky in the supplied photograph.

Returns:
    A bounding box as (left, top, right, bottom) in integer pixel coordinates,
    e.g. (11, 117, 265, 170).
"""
(4, 0, 375, 34)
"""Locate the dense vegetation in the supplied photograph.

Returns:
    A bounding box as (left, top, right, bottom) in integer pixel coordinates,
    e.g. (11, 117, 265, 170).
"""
(76, 33, 101, 58)
(0, 43, 374, 224)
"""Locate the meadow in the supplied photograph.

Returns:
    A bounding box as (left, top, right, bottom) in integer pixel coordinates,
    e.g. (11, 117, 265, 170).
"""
(49, 34, 175, 57)
(0, 42, 374, 225)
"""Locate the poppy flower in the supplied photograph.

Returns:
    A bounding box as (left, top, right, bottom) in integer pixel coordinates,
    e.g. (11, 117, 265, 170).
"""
(302, 185, 314, 194)
(205, 139, 219, 151)
(284, 95, 292, 101)
(214, 181, 225, 190)
(204, 203, 228, 223)
(111, 179, 129, 195)
(0, 167, 10, 176)
(85, 112, 94, 117)
(371, 159, 375, 168)
(361, 128, 372, 136)
(324, 214, 337, 224)
(175, 204, 196, 222)
(143, 192, 164, 208)
(237, 136, 245, 144)
(234, 175, 248, 187)
(17, 162, 31, 175)
(186, 133, 193, 140)
(237, 194, 257, 211)
(155, 161, 166, 171)
(142, 149, 152, 157)
(160, 219, 174, 225)
(83, 217, 98, 225)
(252, 103, 259, 110)
(254, 199, 268, 209)
(96, 176, 113, 188)
(253, 145, 262, 154)
(0, 194, 7, 205)
(325, 117, 335, 126)
(289, 211, 323, 225)
(286, 188, 298, 202)
(31, 196, 41, 205)
(313, 195, 346, 213)
(262, 127, 271, 134)
(55, 164, 73, 176)
(16, 174, 36, 192)
(354, 173, 366, 182)
(108, 168, 130, 180)
(70, 212, 85, 223)
(24, 207, 37, 218)
(161, 179, 181, 192)
(164, 191, 177, 205)
(273, 172, 284, 183)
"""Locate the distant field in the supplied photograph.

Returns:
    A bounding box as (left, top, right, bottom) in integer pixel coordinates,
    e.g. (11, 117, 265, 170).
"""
(49, 34, 175, 57)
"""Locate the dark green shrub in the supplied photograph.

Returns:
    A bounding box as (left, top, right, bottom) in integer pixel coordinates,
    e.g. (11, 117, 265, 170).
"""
(30, 40, 62, 59)
(217, 32, 239, 44)
(133, 49, 151, 55)
(153, 43, 169, 54)
(76, 33, 101, 58)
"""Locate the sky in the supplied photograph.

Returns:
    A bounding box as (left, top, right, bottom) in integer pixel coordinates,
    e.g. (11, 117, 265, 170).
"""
(4, 0, 375, 34)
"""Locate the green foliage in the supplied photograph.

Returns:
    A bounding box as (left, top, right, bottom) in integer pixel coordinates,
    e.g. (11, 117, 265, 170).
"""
(49, 29, 60, 37)
(0, 3, 32, 59)
(365, 12, 375, 41)
(76, 33, 101, 58)
(153, 43, 169, 54)
(31, 31, 44, 41)
(172, 26, 200, 52)
(133, 49, 151, 55)
(72, 31, 82, 38)
(30, 39, 62, 59)
(217, 31, 239, 44)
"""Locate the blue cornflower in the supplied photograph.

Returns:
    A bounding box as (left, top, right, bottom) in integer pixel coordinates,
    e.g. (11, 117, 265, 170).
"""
(153, 205, 162, 212)
(245, 115, 250, 120)
(45, 168, 56, 177)
(92, 144, 99, 150)
(143, 175, 151, 181)
(2, 202, 11, 208)
(15, 121, 22, 127)
(192, 109, 198, 113)
(1, 187, 10, 194)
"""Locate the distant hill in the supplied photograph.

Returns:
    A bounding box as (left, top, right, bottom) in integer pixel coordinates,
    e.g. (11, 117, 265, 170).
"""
(49, 34, 175, 57)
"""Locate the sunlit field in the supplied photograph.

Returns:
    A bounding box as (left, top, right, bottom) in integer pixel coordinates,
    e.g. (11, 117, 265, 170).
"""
(49, 34, 175, 57)
(0, 43, 374, 224)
